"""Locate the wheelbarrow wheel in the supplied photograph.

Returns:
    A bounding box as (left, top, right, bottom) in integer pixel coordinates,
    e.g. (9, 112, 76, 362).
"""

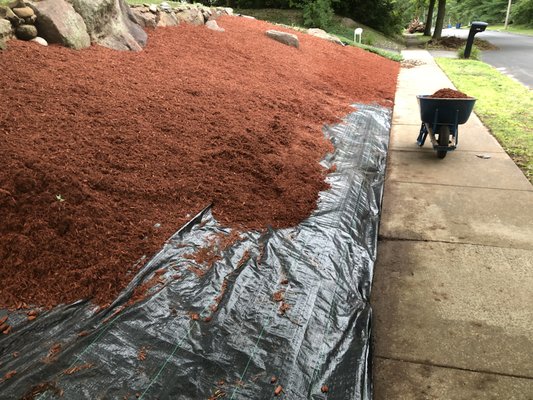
(437, 125, 450, 159)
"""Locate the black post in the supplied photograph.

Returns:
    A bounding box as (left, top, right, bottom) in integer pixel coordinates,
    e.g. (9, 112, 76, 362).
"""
(464, 21, 488, 58)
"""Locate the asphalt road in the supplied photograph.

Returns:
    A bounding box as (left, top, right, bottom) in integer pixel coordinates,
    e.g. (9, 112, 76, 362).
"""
(442, 28, 533, 89)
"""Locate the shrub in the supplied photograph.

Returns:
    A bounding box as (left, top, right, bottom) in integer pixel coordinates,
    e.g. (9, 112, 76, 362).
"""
(303, 0, 333, 29)
(457, 45, 480, 60)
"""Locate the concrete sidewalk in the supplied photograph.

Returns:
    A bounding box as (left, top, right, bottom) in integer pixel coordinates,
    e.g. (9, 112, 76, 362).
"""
(371, 50, 533, 399)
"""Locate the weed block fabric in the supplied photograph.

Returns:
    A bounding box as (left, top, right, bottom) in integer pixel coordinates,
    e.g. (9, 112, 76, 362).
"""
(0, 104, 391, 400)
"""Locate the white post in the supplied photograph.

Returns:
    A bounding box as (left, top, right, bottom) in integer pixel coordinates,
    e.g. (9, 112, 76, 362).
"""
(504, 0, 512, 29)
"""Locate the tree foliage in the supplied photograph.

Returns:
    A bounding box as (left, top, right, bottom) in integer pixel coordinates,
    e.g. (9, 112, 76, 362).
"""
(303, 0, 334, 28)
(512, 0, 533, 25)
(222, 0, 404, 35)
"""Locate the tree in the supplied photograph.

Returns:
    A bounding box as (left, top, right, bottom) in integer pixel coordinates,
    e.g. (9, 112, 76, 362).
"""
(424, 0, 437, 35)
(432, 0, 447, 39)
(512, 0, 533, 25)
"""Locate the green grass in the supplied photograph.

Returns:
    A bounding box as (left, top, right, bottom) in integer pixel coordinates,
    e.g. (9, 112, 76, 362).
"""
(235, 8, 403, 61)
(488, 24, 533, 36)
(436, 58, 533, 182)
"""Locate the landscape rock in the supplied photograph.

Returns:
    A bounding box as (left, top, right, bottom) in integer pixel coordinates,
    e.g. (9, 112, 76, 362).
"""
(307, 28, 344, 45)
(157, 11, 178, 27)
(15, 23, 37, 40)
(148, 4, 157, 13)
(31, 36, 48, 46)
(175, 8, 204, 26)
(0, 18, 13, 39)
(130, 6, 158, 28)
(266, 30, 299, 49)
(68, 0, 147, 51)
(29, 0, 91, 49)
(12, 6, 34, 18)
(205, 19, 224, 32)
(24, 14, 37, 24)
(0, 5, 23, 26)
(159, 2, 171, 12)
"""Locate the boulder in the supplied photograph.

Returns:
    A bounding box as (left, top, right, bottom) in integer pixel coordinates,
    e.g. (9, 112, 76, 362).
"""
(205, 19, 224, 32)
(0, 5, 23, 26)
(12, 6, 34, 18)
(148, 4, 157, 13)
(175, 8, 204, 26)
(24, 15, 37, 24)
(15, 23, 37, 40)
(31, 36, 48, 46)
(28, 0, 91, 49)
(68, 0, 147, 51)
(340, 17, 357, 28)
(265, 30, 299, 49)
(130, 6, 158, 28)
(160, 2, 171, 12)
(307, 28, 344, 46)
(0, 18, 13, 45)
(157, 11, 178, 27)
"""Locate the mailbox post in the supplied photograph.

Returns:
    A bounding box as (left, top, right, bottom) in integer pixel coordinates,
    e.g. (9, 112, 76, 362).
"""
(464, 21, 488, 58)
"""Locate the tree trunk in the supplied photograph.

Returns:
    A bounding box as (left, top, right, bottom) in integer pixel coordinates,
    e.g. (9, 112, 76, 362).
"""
(423, 0, 436, 36)
(432, 0, 447, 39)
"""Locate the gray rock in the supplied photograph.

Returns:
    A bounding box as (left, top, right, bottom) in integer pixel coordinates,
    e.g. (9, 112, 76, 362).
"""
(31, 36, 48, 45)
(159, 2, 171, 12)
(12, 6, 35, 18)
(130, 7, 158, 28)
(205, 19, 224, 32)
(0, 5, 23, 26)
(148, 4, 157, 13)
(0, 39, 6, 50)
(15, 23, 37, 40)
(68, 0, 147, 51)
(157, 11, 178, 27)
(0, 18, 13, 43)
(29, 0, 90, 49)
(175, 8, 204, 26)
(0, 18, 13, 36)
(266, 30, 299, 49)
(223, 7, 233, 15)
(307, 28, 344, 45)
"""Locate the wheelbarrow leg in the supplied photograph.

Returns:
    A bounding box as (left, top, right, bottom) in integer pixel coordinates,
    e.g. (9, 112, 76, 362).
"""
(436, 125, 451, 159)
(417, 123, 428, 146)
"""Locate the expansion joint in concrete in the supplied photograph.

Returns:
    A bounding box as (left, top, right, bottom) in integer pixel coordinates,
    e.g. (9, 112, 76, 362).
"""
(374, 355, 533, 381)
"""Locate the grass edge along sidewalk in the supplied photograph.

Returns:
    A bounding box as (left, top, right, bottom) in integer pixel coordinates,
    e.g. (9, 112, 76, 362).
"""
(436, 57, 533, 183)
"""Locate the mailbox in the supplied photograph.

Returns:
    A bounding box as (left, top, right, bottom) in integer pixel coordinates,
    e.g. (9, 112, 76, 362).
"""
(464, 21, 488, 59)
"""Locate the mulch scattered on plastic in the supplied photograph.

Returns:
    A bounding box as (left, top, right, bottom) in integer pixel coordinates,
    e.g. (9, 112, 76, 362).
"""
(0, 16, 399, 309)
(430, 88, 471, 98)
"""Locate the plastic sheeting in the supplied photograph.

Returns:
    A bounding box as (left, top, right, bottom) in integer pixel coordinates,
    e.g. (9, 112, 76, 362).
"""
(0, 104, 391, 400)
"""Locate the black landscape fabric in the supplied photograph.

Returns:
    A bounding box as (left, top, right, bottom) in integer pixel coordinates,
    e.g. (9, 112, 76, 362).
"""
(0, 104, 392, 400)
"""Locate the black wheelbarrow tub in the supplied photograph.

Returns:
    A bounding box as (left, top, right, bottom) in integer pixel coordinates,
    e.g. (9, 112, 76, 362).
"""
(417, 95, 476, 125)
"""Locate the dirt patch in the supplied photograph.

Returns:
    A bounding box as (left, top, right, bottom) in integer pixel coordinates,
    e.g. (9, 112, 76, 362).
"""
(425, 36, 497, 51)
(0, 16, 399, 309)
(430, 88, 471, 98)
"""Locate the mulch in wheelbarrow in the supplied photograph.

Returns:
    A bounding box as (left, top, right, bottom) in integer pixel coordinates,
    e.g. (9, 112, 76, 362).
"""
(0, 16, 399, 309)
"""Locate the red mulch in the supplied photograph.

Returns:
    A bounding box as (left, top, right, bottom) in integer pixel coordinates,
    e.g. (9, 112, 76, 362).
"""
(430, 88, 470, 98)
(0, 16, 399, 309)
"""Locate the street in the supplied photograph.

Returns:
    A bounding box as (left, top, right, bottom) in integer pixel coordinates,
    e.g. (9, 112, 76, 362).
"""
(442, 28, 533, 88)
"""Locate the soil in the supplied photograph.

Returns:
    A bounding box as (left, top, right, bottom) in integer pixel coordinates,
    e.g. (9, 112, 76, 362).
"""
(0, 16, 399, 309)
(425, 36, 498, 51)
(429, 88, 470, 98)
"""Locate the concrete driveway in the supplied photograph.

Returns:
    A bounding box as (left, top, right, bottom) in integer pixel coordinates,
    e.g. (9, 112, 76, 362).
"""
(442, 28, 533, 88)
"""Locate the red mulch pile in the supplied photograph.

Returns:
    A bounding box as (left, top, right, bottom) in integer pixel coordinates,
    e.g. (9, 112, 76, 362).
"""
(0, 16, 399, 309)
(430, 88, 470, 98)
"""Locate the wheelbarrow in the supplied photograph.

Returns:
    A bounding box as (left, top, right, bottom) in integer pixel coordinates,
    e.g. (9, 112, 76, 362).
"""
(416, 95, 476, 158)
